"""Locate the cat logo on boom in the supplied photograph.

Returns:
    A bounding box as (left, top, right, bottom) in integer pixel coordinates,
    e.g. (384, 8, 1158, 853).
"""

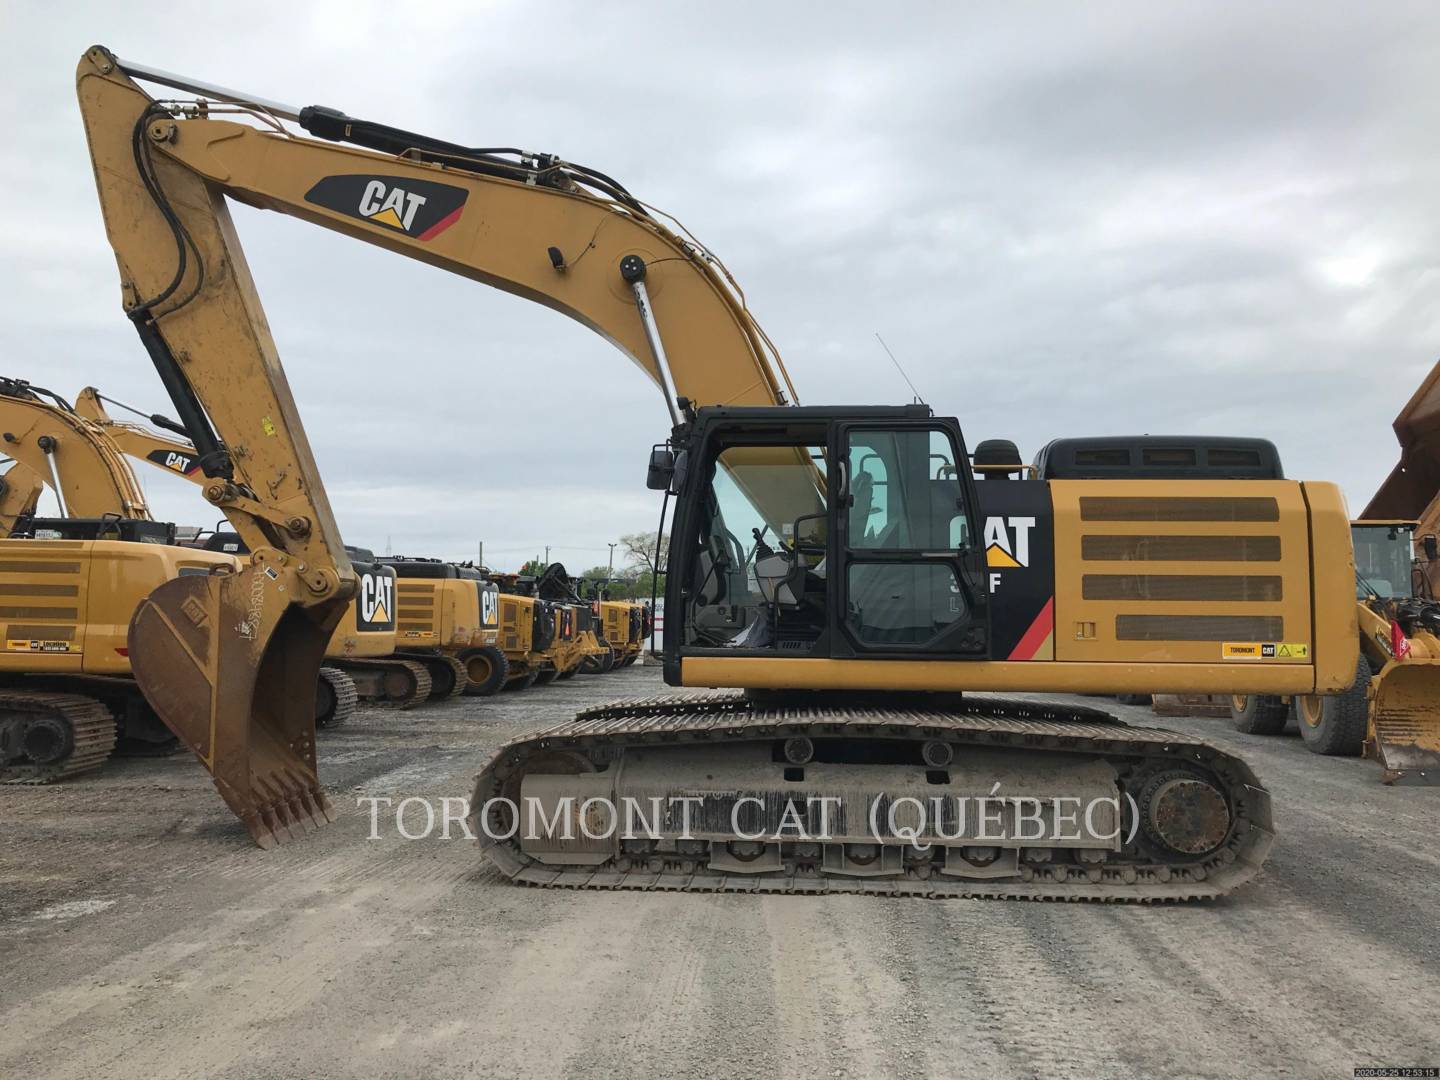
(145, 448, 199, 476)
(303, 174, 469, 241)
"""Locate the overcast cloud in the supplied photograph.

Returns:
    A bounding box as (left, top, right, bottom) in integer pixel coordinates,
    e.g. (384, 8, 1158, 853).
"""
(4, 2, 1438, 571)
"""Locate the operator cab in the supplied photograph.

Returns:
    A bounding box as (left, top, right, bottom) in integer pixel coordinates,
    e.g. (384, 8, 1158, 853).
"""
(1352, 520, 1420, 601)
(662, 405, 991, 671)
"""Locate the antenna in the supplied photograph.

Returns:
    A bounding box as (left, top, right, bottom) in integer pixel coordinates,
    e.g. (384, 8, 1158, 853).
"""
(875, 333, 924, 404)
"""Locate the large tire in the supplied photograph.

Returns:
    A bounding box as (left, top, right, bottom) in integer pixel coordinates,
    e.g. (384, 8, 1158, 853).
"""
(504, 671, 539, 692)
(1294, 657, 1371, 756)
(598, 645, 616, 674)
(316, 667, 358, 729)
(532, 667, 559, 687)
(461, 646, 509, 697)
(424, 656, 467, 701)
(556, 666, 578, 681)
(1230, 694, 1289, 735)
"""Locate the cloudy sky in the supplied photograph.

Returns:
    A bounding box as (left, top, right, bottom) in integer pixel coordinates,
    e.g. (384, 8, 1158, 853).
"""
(5, 3, 1438, 571)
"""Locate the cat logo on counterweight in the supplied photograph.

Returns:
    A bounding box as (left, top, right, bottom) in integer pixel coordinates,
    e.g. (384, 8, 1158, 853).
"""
(303, 175, 468, 241)
(357, 570, 396, 632)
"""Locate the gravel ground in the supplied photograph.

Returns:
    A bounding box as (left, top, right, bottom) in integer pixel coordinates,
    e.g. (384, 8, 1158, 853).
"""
(1, 666, 1436, 1079)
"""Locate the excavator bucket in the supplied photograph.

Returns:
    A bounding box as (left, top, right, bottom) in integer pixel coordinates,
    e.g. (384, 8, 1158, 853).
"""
(127, 557, 347, 846)
(1368, 660, 1440, 784)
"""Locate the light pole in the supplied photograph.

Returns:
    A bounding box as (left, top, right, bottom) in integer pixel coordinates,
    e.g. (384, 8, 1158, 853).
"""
(544, 545, 551, 565)
(607, 542, 617, 577)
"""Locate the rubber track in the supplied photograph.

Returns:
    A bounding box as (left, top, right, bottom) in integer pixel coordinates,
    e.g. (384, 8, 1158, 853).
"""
(0, 690, 116, 784)
(473, 692, 1274, 903)
(317, 667, 359, 729)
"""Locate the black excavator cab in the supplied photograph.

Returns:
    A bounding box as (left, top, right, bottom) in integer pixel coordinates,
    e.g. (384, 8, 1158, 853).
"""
(661, 405, 992, 681)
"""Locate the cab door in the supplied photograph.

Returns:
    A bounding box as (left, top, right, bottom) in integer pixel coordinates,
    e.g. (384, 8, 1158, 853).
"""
(833, 421, 989, 657)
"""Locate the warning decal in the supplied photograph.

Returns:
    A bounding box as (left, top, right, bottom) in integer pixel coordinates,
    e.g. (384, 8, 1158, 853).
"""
(1222, 642, 1309, 660)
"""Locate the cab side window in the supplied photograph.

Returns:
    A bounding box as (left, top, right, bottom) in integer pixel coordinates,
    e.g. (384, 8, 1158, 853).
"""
(847, 429, 965, 550)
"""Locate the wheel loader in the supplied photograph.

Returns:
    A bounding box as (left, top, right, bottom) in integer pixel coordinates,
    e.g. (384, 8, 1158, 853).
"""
(68, 48, 1366, 900)
(485, 571, 568, 688)
(579, 578, 647, 669)
(529, 564, 620, 677)
(1230, 520, 1440, 782)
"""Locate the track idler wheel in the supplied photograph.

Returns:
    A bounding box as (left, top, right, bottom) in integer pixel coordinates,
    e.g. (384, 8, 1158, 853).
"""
(127, 556, 347, 848)
(21, 714, 73, 766)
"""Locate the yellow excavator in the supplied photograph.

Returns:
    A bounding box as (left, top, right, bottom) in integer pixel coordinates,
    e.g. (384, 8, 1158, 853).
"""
(74, 48, 1361, 899)
(378, 556, 504, 697)
(0, 377, 238, 778)
(71, 387, 467, 705)
(0, 376, 387, 728)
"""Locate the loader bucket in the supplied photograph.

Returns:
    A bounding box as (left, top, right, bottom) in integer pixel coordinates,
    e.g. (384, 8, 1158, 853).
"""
(127, 558, 348, 846)
(1368, 660, 1440, 784)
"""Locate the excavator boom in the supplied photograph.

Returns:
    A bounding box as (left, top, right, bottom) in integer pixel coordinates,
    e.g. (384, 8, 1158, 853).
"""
(74, 45, 801, 845)
(0, 379, 149, 523)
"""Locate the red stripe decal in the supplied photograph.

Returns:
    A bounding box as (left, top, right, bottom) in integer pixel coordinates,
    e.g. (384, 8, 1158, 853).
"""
(417, 206, 464, 241)
(1007, 597, 1054, 661)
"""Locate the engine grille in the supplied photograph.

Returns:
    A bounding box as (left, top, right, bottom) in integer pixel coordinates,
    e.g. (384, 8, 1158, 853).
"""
(1055, 483, 1310, 661)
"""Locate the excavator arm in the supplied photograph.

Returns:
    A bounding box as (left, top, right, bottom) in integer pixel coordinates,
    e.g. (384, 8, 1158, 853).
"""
(0, 461, 45, 536)
(74, 386, 208, 483)
(76, 46, 796, 846)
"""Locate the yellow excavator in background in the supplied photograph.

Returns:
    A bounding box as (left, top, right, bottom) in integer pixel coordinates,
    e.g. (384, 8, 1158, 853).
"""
(0, 377, 238, 778)
(73, 48, 1361, 900)
(0, 376, 378, 728)
(377, 556, 505, 698)
(72, 386, 448, 706)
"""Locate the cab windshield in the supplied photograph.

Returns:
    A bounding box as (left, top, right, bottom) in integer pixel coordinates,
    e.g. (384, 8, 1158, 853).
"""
(1352, 524, 1414, 600)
